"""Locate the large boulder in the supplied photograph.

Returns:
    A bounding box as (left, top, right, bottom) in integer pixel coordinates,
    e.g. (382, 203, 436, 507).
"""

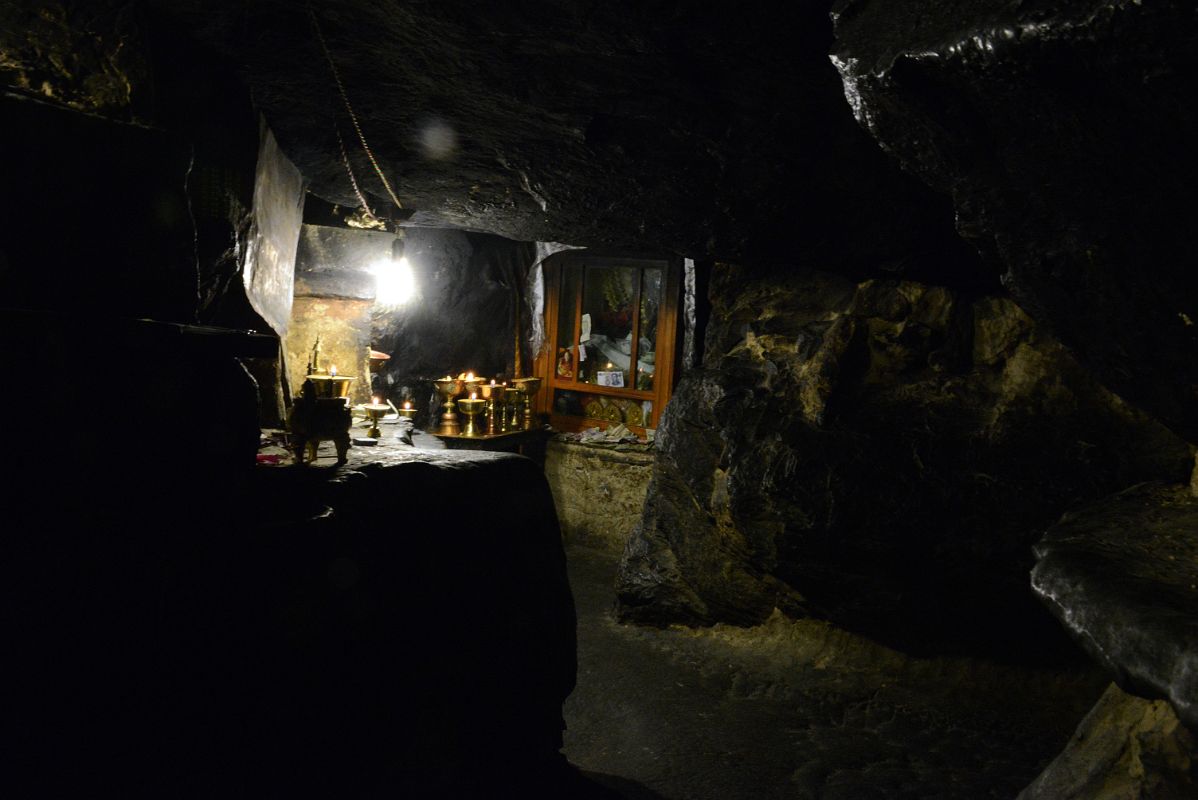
(1032, 482, 1198, 730)
(617, 264, 1192, 658)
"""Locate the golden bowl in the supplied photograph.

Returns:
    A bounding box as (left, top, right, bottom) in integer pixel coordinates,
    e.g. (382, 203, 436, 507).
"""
(477, 383, 507, 401)
(308, 374, 355, 398)
(432, 378, 463, 397)
(512, 376, 541, 396)
(457, 397, 486, 413)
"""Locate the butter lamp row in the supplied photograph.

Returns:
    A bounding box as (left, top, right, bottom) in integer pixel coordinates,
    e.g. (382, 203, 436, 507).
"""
(432, 373, 542, 436)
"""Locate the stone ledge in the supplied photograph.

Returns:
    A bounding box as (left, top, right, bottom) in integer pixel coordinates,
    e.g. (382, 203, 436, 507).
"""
(1032, 482, 1198, 729)
(545, 438, 654, 552)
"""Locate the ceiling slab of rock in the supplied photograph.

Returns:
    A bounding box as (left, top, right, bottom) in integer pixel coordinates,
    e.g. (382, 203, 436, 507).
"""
(153, 0, 985, 283)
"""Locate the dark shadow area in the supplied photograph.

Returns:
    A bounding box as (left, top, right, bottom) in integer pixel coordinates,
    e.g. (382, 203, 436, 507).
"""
(4, 312, 588, 797)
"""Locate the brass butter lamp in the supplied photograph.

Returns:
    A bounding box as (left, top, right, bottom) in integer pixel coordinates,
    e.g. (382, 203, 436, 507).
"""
(462, 372, 485, 398)
(457, 392, 486, 436)
(363, 397, 389, 438)
(477, 380, 507, 433)
(307, 373, 355, 399)
(511, 376, 542, 430)
(432, 376, 464, 435)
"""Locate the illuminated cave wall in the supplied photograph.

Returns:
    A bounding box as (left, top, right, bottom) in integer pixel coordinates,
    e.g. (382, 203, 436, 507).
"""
(285, 224, 389, 406)
(286, 223, 536, 416)
(370, 229, 536, 421)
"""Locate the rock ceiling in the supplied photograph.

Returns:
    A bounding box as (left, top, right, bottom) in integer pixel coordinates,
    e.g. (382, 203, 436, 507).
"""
(157, 0, 973, 274)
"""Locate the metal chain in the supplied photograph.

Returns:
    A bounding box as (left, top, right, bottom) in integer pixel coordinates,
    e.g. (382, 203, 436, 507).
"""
(308, 5, 405, 213)
(336, 125, 377, 221)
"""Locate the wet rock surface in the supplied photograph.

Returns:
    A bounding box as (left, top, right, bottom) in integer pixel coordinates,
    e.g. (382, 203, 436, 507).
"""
(617, 264, 1192, 657)
(569, 542, 1107, 799)
(1032, 482, 1198, 729)
(1018, 682, 1197, 800)
(831, 0, 1198, 440)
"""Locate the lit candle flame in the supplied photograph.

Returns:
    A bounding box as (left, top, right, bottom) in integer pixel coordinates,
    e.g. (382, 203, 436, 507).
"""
(402, 401, 411, 409)
(330, 365, 338, 376)
(465, 371, 475, 381)
(490, 379, 496, 386)
(470, 392, 477, 400)
(372, 396, 381, 405)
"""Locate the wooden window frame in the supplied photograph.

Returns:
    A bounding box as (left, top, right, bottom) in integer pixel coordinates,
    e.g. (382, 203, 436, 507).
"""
(533, 252, 682, 436)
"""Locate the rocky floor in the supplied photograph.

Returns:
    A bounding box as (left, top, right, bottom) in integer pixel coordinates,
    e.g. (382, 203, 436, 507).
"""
(562, 542, 1109, 800)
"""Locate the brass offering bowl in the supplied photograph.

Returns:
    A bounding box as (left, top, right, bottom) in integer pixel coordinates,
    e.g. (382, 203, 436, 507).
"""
(432, 377, 464, 396)
(307, 374, 355, 399)
(362, 403, 389, 438)
(511, 376, 541, 395)
(462, 376, 485, 398)
(476, 382, 505, 401)
(456, 395, 486, 436)
(504, 381, 526, 429)
(477, 382, 507, 434)
(511, 377, 542, 429)
(432, 378, 464, 435)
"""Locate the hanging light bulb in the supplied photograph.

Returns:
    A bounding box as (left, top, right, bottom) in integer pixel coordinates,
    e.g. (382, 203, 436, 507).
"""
(374, 231, 415, 305)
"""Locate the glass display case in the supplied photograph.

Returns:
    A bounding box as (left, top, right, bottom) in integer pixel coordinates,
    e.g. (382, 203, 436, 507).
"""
(538, 253, 680, 435)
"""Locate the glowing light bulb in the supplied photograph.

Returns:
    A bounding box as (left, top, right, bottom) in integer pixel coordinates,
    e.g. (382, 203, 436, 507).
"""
(373, 254, 416, 305)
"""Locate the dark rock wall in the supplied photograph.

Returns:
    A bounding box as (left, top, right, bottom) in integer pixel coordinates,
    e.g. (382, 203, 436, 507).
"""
(617, 263, 1192, 659)
(0, 2, 260, 327)
(0, 97, 199, 322)
(831, 0, 1198, 441)
(0, 1, 152, 122)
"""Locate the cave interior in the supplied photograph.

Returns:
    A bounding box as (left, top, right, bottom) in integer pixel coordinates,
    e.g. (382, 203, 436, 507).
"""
(2, 1, 1196, 798)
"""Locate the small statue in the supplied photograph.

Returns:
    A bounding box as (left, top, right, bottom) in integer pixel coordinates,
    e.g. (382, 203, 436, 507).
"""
(307, 334, 323, 375)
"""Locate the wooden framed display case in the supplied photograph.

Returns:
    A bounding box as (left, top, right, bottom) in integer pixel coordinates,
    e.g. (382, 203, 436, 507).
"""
(534, 253, 682, 437)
